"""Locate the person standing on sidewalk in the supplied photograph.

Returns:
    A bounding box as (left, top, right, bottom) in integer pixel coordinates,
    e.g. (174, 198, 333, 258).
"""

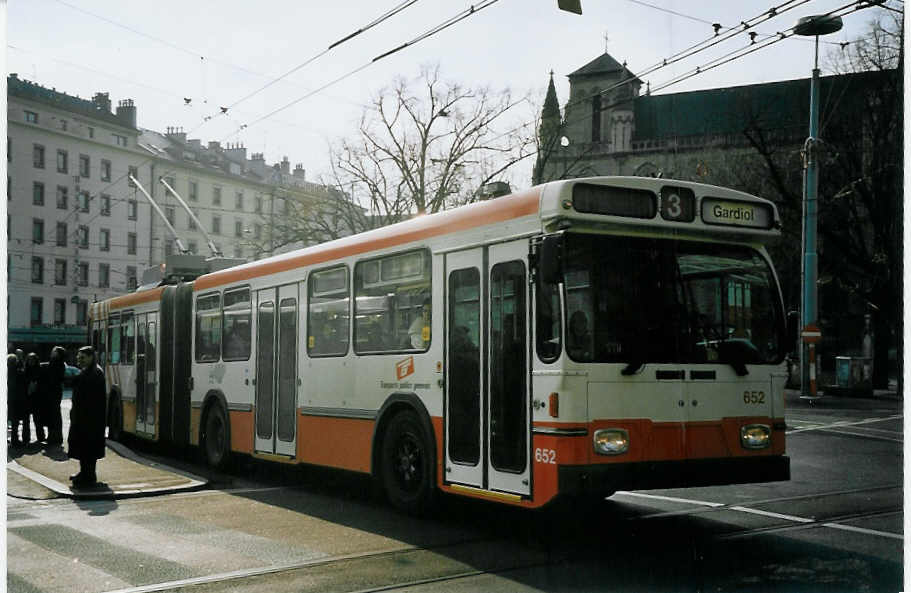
(23, 353, 44, 443)
(8, 354, 23, 447)
(39, 346, 67, 446)
(68, 346, 106, 488)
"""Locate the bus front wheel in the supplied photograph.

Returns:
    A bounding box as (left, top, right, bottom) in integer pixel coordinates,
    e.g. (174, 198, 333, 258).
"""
(380, 410, 435, 515)
(203, 403, 230, 469)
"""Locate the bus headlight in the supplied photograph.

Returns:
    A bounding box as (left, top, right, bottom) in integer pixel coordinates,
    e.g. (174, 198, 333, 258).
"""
(740, 424, 771, 449)
(593, 429, 629, 455)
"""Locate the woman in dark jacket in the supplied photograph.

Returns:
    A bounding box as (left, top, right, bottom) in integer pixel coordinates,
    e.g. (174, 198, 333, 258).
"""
(8, 354, 23, 446)
(68, 346, 107, 488)
(40, 346, 67, 446)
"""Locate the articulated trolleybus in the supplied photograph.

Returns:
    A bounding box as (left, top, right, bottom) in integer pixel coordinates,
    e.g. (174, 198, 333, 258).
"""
(91, 176, 790, 512)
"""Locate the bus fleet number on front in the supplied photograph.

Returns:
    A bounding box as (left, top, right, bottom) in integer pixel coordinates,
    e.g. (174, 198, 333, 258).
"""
(743, 390, 765, 404)
(535, 448, 557, 464)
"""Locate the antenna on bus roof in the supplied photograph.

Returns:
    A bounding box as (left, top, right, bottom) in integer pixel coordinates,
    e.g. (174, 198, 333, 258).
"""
(129, 174, 189, 255)
(159, 177, 223, 258)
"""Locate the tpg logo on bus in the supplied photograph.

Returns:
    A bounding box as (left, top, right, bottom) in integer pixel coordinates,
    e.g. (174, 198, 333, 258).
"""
(396, 356, 415, 380)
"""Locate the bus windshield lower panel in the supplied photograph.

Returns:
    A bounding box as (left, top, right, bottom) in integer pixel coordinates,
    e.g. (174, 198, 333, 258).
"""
(562, 234, 784, 367)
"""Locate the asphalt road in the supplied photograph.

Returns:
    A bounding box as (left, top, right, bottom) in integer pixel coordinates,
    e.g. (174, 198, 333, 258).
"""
(7, 394, 903, 593)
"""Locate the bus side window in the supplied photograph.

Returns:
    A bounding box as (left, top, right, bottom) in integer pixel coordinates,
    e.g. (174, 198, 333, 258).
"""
(109, 313, 121, 365)
(308, 267, 349, 357)
(196, 293, 222, 363)
(223, 287, 252, 361)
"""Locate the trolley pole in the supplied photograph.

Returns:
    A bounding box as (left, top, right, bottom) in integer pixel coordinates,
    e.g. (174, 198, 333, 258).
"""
(794, 15, 842, 399)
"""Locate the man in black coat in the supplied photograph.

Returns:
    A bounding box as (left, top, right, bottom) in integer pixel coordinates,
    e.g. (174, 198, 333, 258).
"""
(40, 346, 67, 446)
(68, 346, 107, 488)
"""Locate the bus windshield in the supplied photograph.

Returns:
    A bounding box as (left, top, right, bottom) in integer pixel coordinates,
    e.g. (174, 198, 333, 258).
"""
(562, 234, 784, 368)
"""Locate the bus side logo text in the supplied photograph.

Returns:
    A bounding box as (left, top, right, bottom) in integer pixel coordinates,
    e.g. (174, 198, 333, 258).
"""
(396, 356, 415, 380)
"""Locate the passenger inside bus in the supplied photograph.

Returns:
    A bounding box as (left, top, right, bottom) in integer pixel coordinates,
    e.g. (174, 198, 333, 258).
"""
(566, 310, 593, 361)
(407, 298, 431, 349)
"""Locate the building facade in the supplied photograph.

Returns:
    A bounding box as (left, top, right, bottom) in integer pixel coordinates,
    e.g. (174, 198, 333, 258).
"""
(7, 75, 336, 352)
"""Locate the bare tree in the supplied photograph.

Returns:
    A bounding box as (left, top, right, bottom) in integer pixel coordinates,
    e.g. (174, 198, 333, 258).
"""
(326, 64, 535, 229)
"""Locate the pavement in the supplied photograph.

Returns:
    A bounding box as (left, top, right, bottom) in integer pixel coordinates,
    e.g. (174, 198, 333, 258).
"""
(7, 397, 208, 500)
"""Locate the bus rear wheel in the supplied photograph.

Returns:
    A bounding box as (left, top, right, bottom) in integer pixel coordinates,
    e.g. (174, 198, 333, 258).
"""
(381, 410, 435, 515)
(203, 403, 230, 469)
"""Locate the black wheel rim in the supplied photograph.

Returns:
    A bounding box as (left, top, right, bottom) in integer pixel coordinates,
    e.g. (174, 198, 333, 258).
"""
(207, 413, 224, 462)
(392, 431, 423, 494)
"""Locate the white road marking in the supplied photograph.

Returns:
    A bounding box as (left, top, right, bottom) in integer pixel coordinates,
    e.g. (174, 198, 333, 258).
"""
(786, 414, 903, 435)
(615, 491, 902, 540)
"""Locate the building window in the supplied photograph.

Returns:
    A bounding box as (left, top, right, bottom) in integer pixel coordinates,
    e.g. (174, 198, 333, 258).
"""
(255, 196, 263, 213)
(7, 176, 10, 201)
(100, 194, 111, 216)
(114, 134, 128, 147)
(79, 154, 90, 178)
(165, 206, 175, 225)
(234, 245, 244, 259)
(189, 180, 198, 201)
(254, 223, 262, 239)
(591, 94, 602, 143)
(76, 301, 87, 325)
(128, 165, 138, 186)
(55, 259, 67, 285)
(212, 186, 222, 206)
(30, 298, 43, 326)
(188, 240, 198, 254)
(32, 219, 44, 244)
(128, 199, 137, 220)
(127, 232, 137, 255)
(101, 159, 111, 181)
(127, 266, 137, 290)
(78, 191, 90, 213)
(87, 126, 94, 139)
(212, 215, 221, 235)
(33, 144, 45, 168)
(235, 219, 243, 238)
(235, 192, 244, 210)
(164, 176, 176, 192)
(98, 263, 110, 288)
(31, 256, 44, 284)
(56, 186, 68, 209)
(60, 120, 68, 132)
(188, 212, 197, 230)
(78, 225, 89, 249)
(32, 182, 45, 206)
(54, 299, 66, 325)
(56, 222, 67, 247)
(100, 228, 110, 251)
(77, 262, 89, 287)
(164, 240, 173, 257)
(25, 111, 38, 124)
(56, 149, 68, 174)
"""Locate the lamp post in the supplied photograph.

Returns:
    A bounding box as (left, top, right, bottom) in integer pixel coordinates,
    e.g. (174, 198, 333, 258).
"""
(794, 14, 842, 399)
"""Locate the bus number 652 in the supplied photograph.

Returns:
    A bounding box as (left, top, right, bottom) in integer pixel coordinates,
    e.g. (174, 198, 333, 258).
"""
(535, 448, 557, 464)
(743, 390, 765, 404)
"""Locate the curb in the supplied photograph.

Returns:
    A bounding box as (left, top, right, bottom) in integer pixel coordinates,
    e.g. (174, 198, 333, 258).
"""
(7, 440, 208, 500)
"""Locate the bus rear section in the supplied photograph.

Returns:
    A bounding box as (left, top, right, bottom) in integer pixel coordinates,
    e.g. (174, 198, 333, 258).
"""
(529, 229, 790, 506)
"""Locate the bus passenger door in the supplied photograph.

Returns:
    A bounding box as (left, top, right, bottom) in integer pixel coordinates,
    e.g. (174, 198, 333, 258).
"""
(487, 241, 531, 496)
(135, 312, 159, 435)
(445, 249, 484, 488)
(254, 285, 298, 457)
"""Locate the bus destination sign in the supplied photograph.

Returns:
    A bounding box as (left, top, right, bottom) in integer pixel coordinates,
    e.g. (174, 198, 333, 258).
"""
(701, 198, 773, 229)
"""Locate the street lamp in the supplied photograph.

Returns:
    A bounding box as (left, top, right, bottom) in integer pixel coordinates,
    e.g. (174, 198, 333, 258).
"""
(794, 14, 842, 399)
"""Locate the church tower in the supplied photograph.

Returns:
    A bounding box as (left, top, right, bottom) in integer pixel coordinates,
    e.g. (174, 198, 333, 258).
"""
(562, 52, 641, 153)
(533, 71, 562, 184)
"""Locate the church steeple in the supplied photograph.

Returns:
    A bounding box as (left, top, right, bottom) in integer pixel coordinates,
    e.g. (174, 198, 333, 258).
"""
(534, 71, 563, 184)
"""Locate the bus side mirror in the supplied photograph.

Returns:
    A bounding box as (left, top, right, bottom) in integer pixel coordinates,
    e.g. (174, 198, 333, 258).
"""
(539, 234, 564, 284)
(787, 310, 799, 353)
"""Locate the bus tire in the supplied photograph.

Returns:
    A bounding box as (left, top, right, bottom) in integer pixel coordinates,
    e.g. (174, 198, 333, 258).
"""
(380, 409, 435, 515)
(107, 394, 123, 442)
(202, 402, 230, 469)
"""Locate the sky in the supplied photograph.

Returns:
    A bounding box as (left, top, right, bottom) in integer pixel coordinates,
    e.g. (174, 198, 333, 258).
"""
(7, 0, 898, 189)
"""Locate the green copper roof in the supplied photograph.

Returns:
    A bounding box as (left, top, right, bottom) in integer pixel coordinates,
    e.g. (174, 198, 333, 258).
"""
(569, 52, 642, 83)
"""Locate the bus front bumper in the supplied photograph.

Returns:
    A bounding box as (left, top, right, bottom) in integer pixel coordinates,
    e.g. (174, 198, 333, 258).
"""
(558, 455, 790, 498)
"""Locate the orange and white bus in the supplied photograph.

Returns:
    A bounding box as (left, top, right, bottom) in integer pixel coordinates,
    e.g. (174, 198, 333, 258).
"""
(90, 176, 790, 512)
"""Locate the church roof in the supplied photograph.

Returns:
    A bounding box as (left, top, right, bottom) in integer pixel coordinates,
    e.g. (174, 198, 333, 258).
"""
(568, 52, 642, 83)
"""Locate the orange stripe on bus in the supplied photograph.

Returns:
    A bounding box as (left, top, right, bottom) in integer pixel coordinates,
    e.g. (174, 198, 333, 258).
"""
(297, 415, 374, 473)
(229, 410, 254, 454)
(106, 286, 166, 310)
(194, 187, 542, 291)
